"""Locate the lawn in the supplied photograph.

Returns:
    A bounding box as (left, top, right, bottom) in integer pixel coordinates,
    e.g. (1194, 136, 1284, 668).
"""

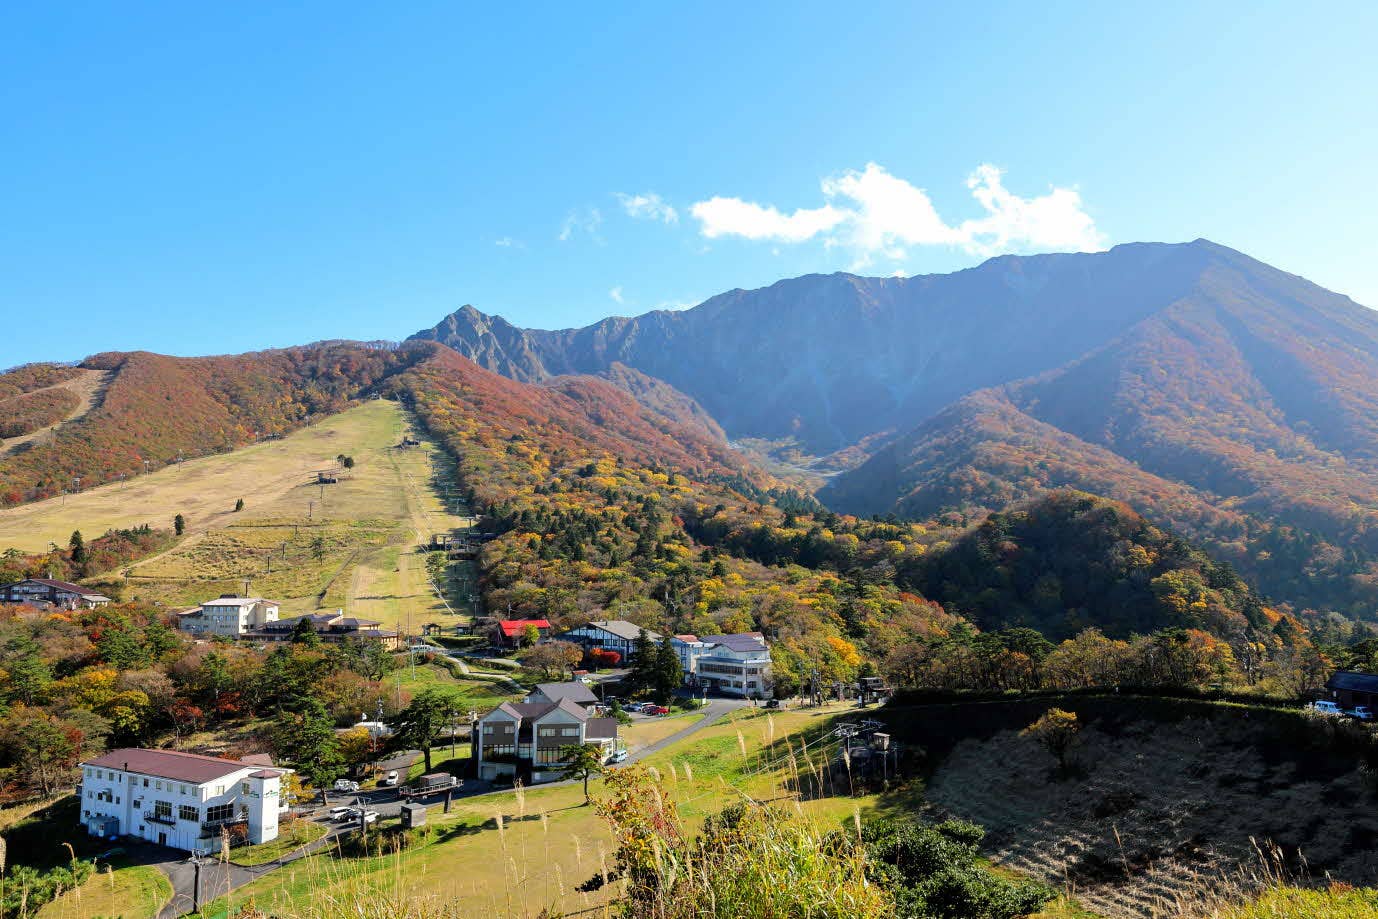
(0, 400, 403, 553)
(36, 859, 173, 919)
(620, 710, 707, 752)
(192, 702, 893, 919)
(0, 399, 478, 635)
(230, 818, 329, 867)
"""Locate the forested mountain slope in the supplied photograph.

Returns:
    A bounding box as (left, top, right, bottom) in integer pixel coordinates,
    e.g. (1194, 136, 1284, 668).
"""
(822, 246, 1378, 617)
(414, 239, 1378, 618)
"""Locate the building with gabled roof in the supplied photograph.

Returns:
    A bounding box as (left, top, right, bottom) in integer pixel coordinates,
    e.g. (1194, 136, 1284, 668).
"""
(527, 681, 600, 708)
(496, 618, 552, 647)
(1, 577, 110, 610)
(558, 620, 661, 658)
(78, 748, 290, 853)
(473, 695, 618, 785)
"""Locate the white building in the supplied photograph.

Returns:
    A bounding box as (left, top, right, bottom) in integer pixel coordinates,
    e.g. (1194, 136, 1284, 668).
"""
(79, 748, 287, 853)
(178, 596, 280, 637)
(681, 633, 772, 698)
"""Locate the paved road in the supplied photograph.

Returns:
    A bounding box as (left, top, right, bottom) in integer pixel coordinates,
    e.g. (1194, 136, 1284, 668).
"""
(151, 697, 750, 917)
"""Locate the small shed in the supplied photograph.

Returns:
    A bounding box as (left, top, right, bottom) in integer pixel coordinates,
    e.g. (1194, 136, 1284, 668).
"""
(400, 803, 427, 829)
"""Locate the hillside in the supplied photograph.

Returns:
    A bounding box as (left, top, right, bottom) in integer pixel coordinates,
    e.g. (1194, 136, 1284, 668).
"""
(896, 696, 1378, 919)
(0, 343, 434, 507)
(411, 241, 1378, 619)
(910, 491, 1262, 640)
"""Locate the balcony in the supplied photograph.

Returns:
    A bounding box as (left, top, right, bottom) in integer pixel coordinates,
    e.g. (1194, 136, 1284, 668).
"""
(143, 810, 177, 827)
(199, 816, 246, 836)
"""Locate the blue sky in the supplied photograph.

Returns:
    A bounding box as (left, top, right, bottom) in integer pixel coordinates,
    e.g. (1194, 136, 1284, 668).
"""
(3, 2, 1376, 364)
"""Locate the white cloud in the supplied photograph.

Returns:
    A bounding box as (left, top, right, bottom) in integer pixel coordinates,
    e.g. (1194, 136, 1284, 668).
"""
(689, 163, 1106, 264)
(690, 197, 846, 242)
(559, 208, 603, 243)
(494, 236, 522, 248)
(616, 192, 678, 224)
(610, 286, 625, 304)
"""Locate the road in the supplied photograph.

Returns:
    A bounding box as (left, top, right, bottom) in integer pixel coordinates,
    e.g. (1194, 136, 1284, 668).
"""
(150, 697, 750, 917)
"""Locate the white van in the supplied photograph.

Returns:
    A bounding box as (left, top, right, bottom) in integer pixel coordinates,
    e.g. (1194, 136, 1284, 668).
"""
(1310, 700, 1343, 716)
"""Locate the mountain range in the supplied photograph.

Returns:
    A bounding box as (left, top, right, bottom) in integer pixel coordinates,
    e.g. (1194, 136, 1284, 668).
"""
(4, 239, 1377, 621)
(411, 240, 1378, 618)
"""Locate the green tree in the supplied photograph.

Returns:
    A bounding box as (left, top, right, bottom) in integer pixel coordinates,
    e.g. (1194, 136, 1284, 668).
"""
(1021, 708, 1081, 774)
(652, 635, 681, 703)
(0, 708, 81, 796)
(68, 530, 86, 564)
(234, 498, 245, 512)
(627, 629, 655, 696)
(173, 514, 185, 536)
(388, 687, 458, 772)
(1, 635, 53, 705)
(291, 616, 321, 647)
(559, 743, 606, 805)
(521, 623, 541, 648)
(271, 697, 343, 789)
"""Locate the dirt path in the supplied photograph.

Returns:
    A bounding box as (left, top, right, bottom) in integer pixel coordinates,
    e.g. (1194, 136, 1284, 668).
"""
(1, 368, 110, 456)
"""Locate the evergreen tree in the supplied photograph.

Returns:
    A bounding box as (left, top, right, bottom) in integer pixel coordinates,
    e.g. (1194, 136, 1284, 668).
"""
(68, 530, 86, 564)
(272, 697, 344, 789)
(389, 687, 459, 772)
(291, 616, 321, 647)
(173, 514, 185, 536)
(627, 629, 655, 696)
(652, 635, 682, 703)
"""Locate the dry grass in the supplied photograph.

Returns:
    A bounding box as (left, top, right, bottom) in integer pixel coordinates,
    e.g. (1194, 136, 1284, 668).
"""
(35, 859, 172, 919)
(0, 399, 476, 632)
(923, 715, 1378, 918)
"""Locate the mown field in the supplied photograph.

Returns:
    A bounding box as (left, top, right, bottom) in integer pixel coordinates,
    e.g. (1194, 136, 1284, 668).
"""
(190, 702, 895, 919)
(0, 399, 476, 633)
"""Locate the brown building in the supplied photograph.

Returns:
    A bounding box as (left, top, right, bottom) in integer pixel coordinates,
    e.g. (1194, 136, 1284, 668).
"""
(245, 610, 401, 648)
(0, 578, 111, 610)
(1325, 671, 1378, 709)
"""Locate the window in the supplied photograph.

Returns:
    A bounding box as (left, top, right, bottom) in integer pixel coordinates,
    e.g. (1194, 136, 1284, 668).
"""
(180, 784, 187, 795)
(561, 727, 579, 736)
(214, 785, 225, 796)
(537, 727, 556, 737)
(155, 781, 162, 791)
(482, 744, 516, 760)
(143, 778, 149, 787)
(205, 803, 235, 823)
(179, 805, 198, 822)
(534, 747, 568, 765)
(153, 800, 172, 819)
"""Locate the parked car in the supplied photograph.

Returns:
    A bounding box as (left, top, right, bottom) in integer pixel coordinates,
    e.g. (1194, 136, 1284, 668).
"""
(344, 808, 379, 824)
(607, 748, 629, 764)
(333, 779, 361, 793)
(381, 770, 400, 786)
(1346, 705, 1375, 721)
(1310, 700, 1344, 716)
(647, 705, 670, 715)
(328, 806, 353, 821)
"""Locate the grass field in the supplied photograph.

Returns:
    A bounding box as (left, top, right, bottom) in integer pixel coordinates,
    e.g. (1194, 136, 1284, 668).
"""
(0, 399, 476, 633)
(191, 702, 909, 919)
(229, 819, 330, 867)
(35, 858, 173, 919)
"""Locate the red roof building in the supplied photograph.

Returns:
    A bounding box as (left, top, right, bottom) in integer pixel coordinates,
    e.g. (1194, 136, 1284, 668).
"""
(497, 619, 552, 646)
